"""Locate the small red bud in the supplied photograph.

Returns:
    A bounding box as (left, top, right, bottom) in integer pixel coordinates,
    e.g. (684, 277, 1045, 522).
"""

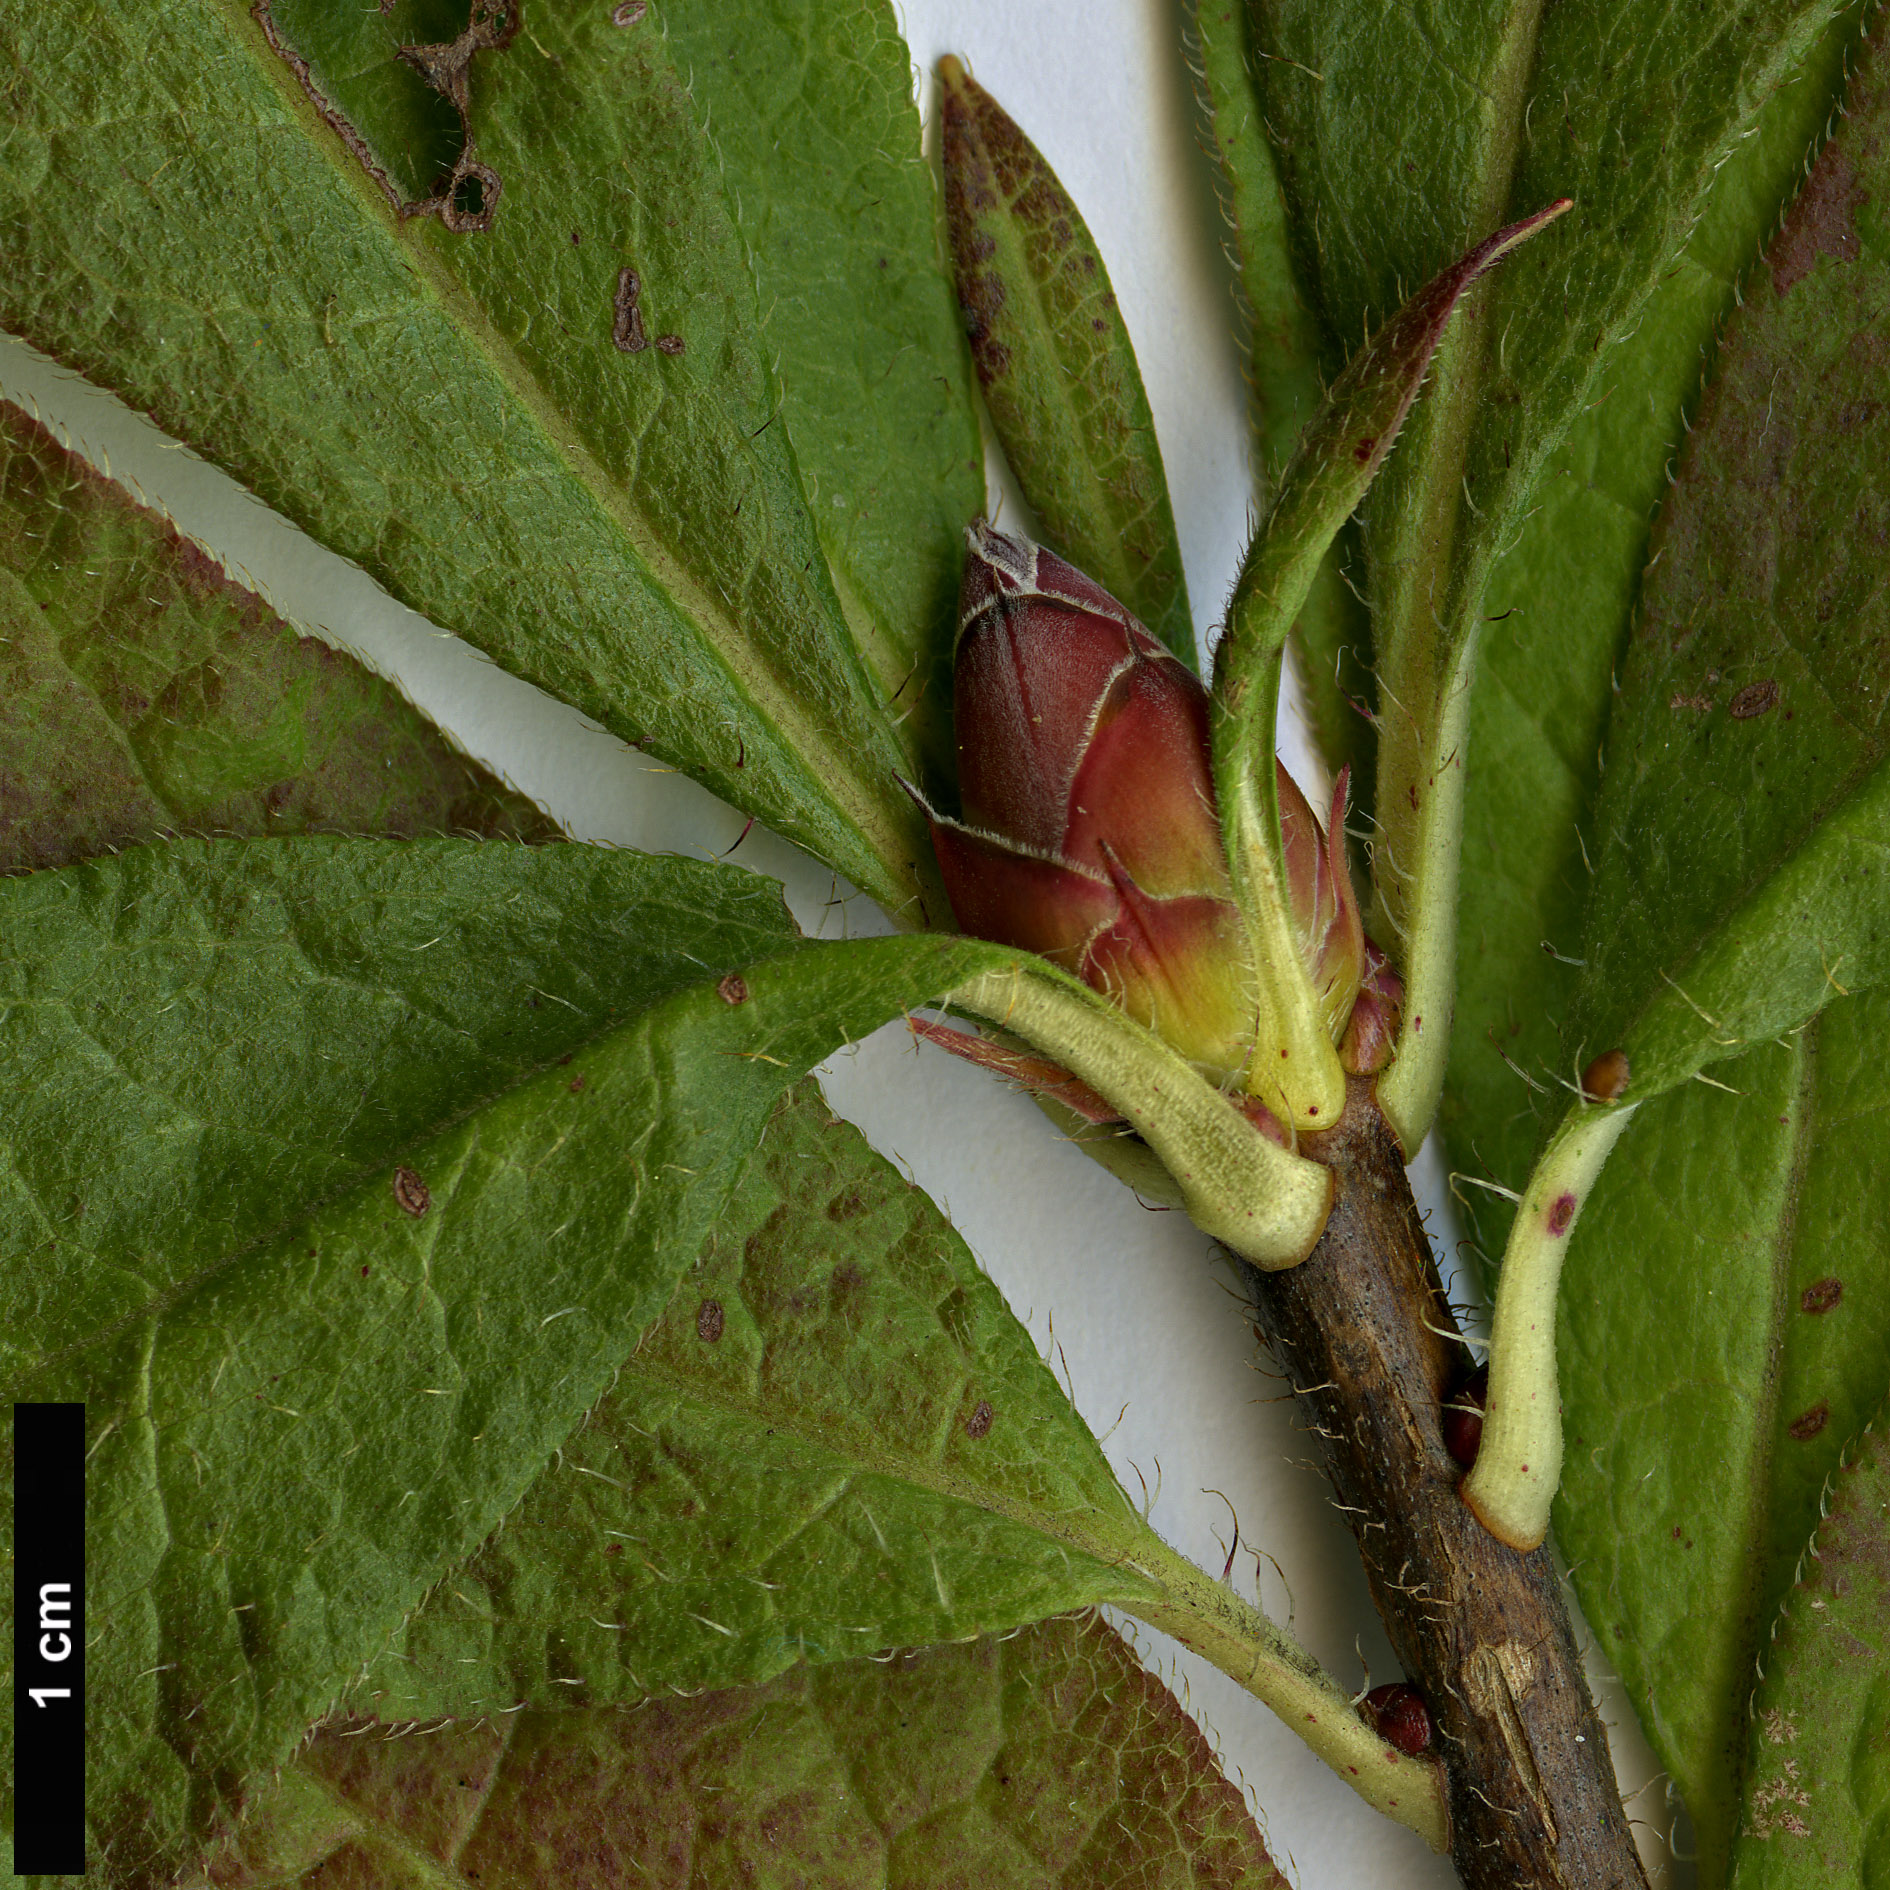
(1442, 1365, 1488, 1469)
(1362, 1682, 1435, 1756)
(1341, 941, 1403, 1074)
(1580, 1047, 1631, 1102)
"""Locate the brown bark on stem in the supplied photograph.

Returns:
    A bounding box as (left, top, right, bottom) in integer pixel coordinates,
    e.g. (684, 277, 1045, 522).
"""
(1231, 1078, 1650, 1890)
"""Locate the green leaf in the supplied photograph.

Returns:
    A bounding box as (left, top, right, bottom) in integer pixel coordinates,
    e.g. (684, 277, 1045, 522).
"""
(360, 1080, 1440, 1849)
(359, 1081, 1174, 1715)
(0, 0, 932, 912)
(1727, 1406, 1890, 1889)
(938, 58, 1195, 664)
(1248, 0, 1847, 1147)
(1442, 5, 1864, 1253)
(0, 401, 553, 872)
(0, 840, 1005, 1881)
(198, 1616, 1291, 1889)
(659, 0, 985, 789)
(0, 839, 795, 1376)
(1566, 18, 1890, 1101)
(1556, 990, 1890, 1884)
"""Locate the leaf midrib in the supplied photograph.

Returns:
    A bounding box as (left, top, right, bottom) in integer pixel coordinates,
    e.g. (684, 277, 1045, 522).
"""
(1711, 1016, 1821, 1868)
(614, 1346, 1164, 1603)
(204, 0, 911, 900)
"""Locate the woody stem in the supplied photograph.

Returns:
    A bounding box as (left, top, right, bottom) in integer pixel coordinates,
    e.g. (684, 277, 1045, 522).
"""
(1227, 1076, 1650, 1890)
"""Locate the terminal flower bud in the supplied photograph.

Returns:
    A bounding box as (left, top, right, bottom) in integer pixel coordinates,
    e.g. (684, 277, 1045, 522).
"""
(920, 523, 1379, 1087)
(928, 523, 1251, 1077)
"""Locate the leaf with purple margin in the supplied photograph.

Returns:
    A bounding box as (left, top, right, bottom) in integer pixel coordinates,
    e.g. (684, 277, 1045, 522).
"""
(194, 1616, 1291, 1890)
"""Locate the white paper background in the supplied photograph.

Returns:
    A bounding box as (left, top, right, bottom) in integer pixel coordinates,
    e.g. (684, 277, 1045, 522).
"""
(0, 2, 1689, 1879)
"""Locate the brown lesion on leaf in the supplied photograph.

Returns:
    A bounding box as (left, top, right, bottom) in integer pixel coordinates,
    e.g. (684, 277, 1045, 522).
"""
(396, 1, 519, 232)
(1800, 1277, 1843, 1314)
(252, 0, 518, 233)
(612, 267, 649, 353)
(1729, 678, 1782, 720)
(392, 1166, 431, 1217)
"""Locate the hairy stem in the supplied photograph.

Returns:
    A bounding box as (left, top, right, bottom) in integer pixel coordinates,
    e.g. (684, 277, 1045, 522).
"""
(1229, 1079, 1649, 1890)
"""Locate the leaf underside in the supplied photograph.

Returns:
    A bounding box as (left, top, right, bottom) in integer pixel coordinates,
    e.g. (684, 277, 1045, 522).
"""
(938, 59, 1196, 665)
(1562, 15, 1890, 1092)
(357, 1082, 1167, 1722)
(197, 1615, 1290, 1890)
(1184, 0, 1377, 846)
(1239, 0, 1850, 1142)
(1557, 992, 1890, 1882)
(1543, 17, 1890, 1885)
(1205, 0, 1889, 1875)
(1442, 4, 1866, 1244)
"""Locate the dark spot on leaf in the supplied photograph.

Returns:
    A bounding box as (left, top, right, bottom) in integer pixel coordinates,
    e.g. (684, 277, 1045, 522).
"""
(1547, 1191, 1576, 1236)
(392, 1167, 430, 1217)
(965, 1399, 994, 1440)
(696, 1299, 725, 1343)
(1729, 678, 1780, 719)
(360, 1265, 370, 1279)
(716, 972, 749, 1005)
(613, 267, 648, 353)
(1580, 1048, 1631, 1102)
(655, 334, 685, 356)
(1801, 1277, 1844, 1315)
(571, 230, 582, 246)
(611, 0, 646, 20)
(558, 1052, 573, 1065)
(605, 1541, 622, 1554)
(1354, 436, 1378, 464)
(1771, 142, 1865, 294)
(825, 1186, 869, 1222)
(1789, 1401, 1830, 1441)
(569, 1075, 586, 1093)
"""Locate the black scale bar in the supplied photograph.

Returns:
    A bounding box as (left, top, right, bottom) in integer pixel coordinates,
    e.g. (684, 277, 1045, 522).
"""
(13, 1402, 85, 1876)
